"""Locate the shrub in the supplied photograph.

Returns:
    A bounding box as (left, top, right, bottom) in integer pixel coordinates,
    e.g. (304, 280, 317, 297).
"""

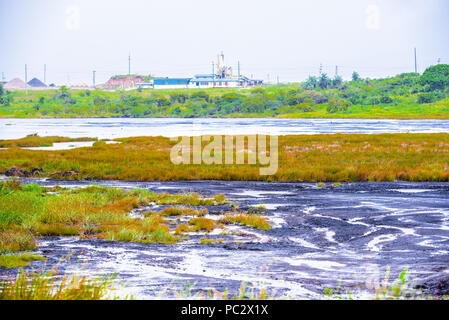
(418, 92, 441, 104)
(420, 64, 449, 91)
(327, 98, 350, 113)
(380, 96, 393, 104)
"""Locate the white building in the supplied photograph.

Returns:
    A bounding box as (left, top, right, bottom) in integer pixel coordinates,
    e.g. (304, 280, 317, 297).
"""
(137, 74, 262, 90)
(136, 53, 263, 90)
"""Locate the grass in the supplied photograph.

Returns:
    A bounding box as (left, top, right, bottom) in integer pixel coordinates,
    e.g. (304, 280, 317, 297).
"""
(0, 268, 124, 300)
(160, 278, 282, 300)
(0, 180, 232, 253)
(188, 217, 216, 232)
(2, 133, 449, 182)
(219, 213, 270, 230)
(1, 180, 267, 256)
(0, 134, 96, 148)
(1, 78, 449, 119)
(105, 224, 178, 244)
(0, 253, 46, 269)
(160, 206, 207, 217)
(0, 228, 37, 254)
(323, 268, 446, 300)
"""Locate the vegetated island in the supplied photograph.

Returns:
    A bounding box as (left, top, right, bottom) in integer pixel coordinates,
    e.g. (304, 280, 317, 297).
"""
(1, 133, 448, 182)
(1, 65, 449, 119)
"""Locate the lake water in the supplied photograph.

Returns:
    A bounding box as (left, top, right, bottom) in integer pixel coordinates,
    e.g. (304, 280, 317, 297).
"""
(2, 118, 449, 139)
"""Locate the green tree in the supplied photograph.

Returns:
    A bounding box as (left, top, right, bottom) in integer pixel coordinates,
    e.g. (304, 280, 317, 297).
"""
(303, 76, 318, 89)
(420, 64, 449, 91)
(352, 72, 361, 82)
(332, 75, 343, 88)
(319, 73, 331, 89)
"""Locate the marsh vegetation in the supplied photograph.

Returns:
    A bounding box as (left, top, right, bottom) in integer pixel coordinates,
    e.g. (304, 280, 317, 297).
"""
(1, 133, 449, 182)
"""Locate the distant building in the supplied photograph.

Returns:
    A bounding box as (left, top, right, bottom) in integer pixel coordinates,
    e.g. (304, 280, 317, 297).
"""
(137, 53, 263, 90)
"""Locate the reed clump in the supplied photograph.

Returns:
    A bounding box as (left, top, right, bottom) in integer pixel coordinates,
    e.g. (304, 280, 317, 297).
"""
(188, 217, 216, 232)
(0, 252, 46, 269)
(219, 214, 270, 230)
(0, 268, 122, 300)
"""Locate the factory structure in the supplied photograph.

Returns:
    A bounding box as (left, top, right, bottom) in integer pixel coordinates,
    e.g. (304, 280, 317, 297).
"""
(136, 53, 263, 90)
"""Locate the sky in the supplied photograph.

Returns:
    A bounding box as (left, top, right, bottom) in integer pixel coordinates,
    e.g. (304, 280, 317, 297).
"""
(0, 0, 448, 85)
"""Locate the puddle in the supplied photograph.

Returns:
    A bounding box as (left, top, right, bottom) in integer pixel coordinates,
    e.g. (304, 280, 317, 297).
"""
(22, 140, 119, 151)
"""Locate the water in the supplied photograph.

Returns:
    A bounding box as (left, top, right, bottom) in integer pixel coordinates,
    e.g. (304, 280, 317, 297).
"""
(2, 118, 449, 139)
(2, 178, 448, 299)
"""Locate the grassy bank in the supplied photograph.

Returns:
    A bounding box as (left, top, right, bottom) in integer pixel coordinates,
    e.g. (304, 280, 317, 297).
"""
(1, 133, 449, 182)
(0, 180, 270, 260)
(0, 134, 97, 148)
(0, 181, 242, 254)
(0, 268, 123, 300)
(1, 66, 448, 119)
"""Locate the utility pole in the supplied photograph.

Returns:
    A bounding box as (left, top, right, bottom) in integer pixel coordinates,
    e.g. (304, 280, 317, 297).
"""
(414, 48, 417, 73)
(277, 75, 279, 85)
(319, 63, 323, 75)
(1, 72, 4, 82)
(93, 70, 96, 88)
(128, 53, 131, 75)
(44, 64, 47, 84)
(335, 65, 339, 77)
(25, 64, 28, 95)
(238, 61, 240, 79)
(212, 61, 215, 87)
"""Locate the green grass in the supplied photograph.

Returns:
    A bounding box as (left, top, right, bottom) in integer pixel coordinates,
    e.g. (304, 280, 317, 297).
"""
(0, 134, 96, 148)
(0, 253, 46, 269)
(1, 69, 448, 119)
(0, 268, 124, 300)
(0, 180, 267, 255)
(323, 268, 446, 300)
(0, 180, 231, 253)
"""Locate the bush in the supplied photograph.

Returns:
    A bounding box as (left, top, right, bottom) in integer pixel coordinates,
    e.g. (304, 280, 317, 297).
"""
(380, 96, 393, 104)
(420, 64, 449, 91)
(327, 98, 350, 113)
(294, 103, 315, 112)
(417, 92, 442, 104)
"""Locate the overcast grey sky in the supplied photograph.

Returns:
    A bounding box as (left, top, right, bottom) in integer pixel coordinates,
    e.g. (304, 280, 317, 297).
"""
(1, 0, 448, 85)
